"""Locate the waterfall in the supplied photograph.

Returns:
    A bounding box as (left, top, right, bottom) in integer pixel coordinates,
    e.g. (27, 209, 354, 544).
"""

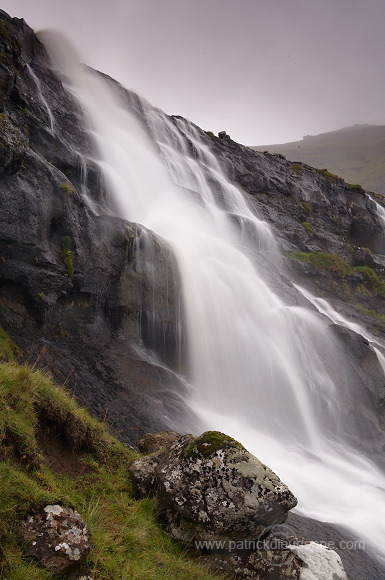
(43, 33, 385, 562)
(26, 64, 56, 133)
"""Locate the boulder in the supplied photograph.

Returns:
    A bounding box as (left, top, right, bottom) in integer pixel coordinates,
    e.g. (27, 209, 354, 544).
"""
(20, 504, 89, 575)
(129, 455, 160, 498)
(137, 430, 180, 454)
(156, 431, 297, 544)
(289, 542, 348, 580)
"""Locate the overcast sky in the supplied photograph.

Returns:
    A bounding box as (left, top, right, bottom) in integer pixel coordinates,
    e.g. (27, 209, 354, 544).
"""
(2, 0, 385, 145)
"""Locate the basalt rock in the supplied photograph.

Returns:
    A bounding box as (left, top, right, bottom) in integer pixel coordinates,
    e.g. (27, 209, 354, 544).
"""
(20, 504, 89, 575)
(0, 10, 188, 445)
(155, 431, 297, 544)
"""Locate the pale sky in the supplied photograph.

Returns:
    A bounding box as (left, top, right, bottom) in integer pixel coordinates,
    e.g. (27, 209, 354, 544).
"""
(2, 0, 385, 145)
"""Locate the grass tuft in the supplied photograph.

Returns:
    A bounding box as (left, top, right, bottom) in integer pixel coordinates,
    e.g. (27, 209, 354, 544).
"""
(287, 251, 352, 277)
(0, 353, 223, 579)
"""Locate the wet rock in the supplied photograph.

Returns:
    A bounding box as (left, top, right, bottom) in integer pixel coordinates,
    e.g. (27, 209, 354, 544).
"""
(0, 114, 28, 174)
(20, 504, 89, 575)
(156, 431, 297, 544)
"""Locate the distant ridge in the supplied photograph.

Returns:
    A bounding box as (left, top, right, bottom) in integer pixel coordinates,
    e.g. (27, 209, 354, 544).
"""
(251, 124, 385, 195)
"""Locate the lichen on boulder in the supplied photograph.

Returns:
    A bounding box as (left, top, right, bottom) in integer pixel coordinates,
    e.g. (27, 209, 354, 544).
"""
(155, 430, 297, 545)
(20, 504, 90, 575)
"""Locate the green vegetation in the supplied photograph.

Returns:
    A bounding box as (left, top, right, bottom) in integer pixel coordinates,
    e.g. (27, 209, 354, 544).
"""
(348, 183, 366, 195)
(0, 326, 17, 362)
(59, 183, 73, 194)
(61, 237, 74, 278)
(37, 292, 45, 300)
(287, 251, 352, 277)
(289, 162, 303, 174)
(0, 329, 223, 580)
(205, 131, 215, 138)
(301, 221, 313, 234)
(62, 249, 74, 278)
(315, 168, 340, 183)
(355, 305, 385, 322)
(353, 266, 385, 297)
(185, 431, 244, 460)
(0, 21, 11, 39)
(301, 201, 313, 212)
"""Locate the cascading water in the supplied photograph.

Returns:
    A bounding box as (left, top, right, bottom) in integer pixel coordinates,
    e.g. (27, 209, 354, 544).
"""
(43, 33, 385, 562)
(26, 64, 56, 133)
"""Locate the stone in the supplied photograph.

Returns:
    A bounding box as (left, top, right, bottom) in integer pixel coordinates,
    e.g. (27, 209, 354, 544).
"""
(289, 542, 348, 580)
(129, 455, 160, 498)
(20, 504, 90, 575)
(137, 430, 180, 454)
(156, 431, 297, 545)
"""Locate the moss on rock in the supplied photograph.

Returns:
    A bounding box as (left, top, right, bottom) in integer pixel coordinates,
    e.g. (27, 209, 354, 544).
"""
(185, 430, 244, 460)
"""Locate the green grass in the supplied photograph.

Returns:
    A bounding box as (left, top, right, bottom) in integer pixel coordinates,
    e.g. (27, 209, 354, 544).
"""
(348, 183, 366, 194)
(62, 249, 74, 278)
(0, 326, 17, 362)
(287, 251, 352, 277)
(355, 305, 385, 322)
(353, 266, 385, 297)
(58, 183, 73, 194)
(0, 327, 223, 580)
(289, 162, 303, 174)
(301, 201, 313, 212)
(315, 168, 340, 183)
(301, 221, 313, 234)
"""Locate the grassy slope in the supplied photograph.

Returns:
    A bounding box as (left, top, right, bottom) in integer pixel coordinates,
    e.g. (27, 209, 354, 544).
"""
(0, 328, 222, 580)
(251, 124, 385, 195)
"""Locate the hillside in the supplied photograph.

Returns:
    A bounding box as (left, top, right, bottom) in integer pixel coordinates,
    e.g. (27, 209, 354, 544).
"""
(251, 124, 385, 195)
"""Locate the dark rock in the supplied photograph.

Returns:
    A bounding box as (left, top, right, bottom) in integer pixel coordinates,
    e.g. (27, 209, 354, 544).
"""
(20, 504, 89, 575)
(156, 431, 297, 544)
(0, 114, 28, 173)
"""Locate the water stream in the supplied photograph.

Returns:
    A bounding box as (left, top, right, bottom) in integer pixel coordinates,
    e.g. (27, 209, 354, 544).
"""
(43, 34, 385, 562)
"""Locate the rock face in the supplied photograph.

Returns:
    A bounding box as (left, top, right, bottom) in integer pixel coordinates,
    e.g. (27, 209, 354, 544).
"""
(20, 504, 89, 575)
(0, 10, 189, 445)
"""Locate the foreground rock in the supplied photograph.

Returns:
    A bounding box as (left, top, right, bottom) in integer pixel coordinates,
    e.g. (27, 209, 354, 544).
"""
(156, 431, 297, 544)
(20, 504, 89, 575)
(131, 430, 297, 542)
(130, 431, 349, 579)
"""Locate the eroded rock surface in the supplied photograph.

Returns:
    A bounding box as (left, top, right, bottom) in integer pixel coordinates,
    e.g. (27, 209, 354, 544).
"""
(20, 504, 89, 575)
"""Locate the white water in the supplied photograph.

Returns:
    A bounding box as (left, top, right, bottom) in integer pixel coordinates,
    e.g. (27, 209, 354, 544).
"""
(43, 34, 385, 562)
(369, 194, 385, 228)
(26, 64, 56, 132)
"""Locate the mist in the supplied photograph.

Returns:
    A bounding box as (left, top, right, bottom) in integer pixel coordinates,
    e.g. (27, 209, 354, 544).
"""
(2, 0, 384, 144)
